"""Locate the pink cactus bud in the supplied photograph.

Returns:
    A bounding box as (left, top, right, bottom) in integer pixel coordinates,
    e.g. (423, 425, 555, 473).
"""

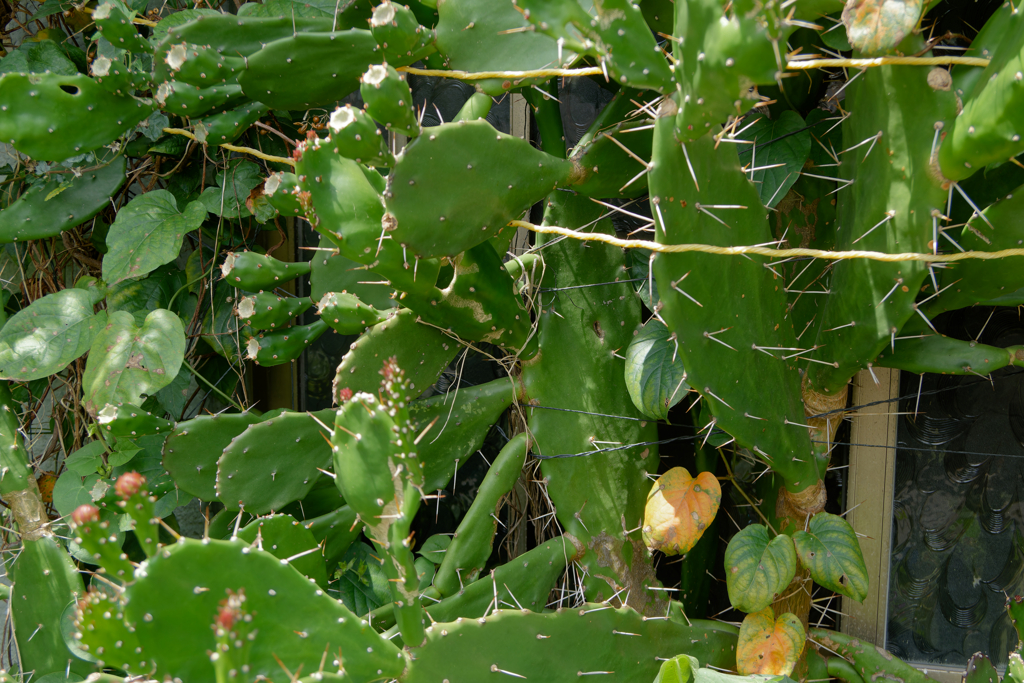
(215, 604, 235, 632)
(115, 471, 146, 499)
(338, 387, 353, 402)
(71, 504, 100, 526)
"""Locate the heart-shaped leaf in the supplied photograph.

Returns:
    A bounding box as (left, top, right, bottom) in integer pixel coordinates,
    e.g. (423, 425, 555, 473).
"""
(102, 190, 206, 284)
(82, 309, 185, 415)
(724, 524, 798, 613)
(625, 320, 690, 421)
(736, 111, 812, 209)
(737, 608, 805, 676)
(842, 0, 923, 55)
(792, 512, 868, 602)
(643, 467, 721, 555)
(0, 289, 106, 380)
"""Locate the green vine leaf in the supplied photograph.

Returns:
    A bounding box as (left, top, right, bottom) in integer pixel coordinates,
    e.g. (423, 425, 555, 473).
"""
(199, 159, 263, 219)
(335, 542, 390, 616)
(624, 320, 689, 421)
(0, 289, 107, 381)
(724, 524, 798, 613)
(736, 111, 812, 209)
(654, 655, 697, 683)
(82, 309, 185, 415)
(792, 511, 869, 602)
(102, 190, 207, 285)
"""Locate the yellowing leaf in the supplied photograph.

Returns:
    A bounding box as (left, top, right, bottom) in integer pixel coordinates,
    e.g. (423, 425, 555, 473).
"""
(642, 467, 721, 555)
(842, 0, 923, 55)
(736, 608, 805, 676)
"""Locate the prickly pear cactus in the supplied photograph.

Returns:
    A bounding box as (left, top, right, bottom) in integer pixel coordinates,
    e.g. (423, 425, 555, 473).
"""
(0, 0, 1017, 680)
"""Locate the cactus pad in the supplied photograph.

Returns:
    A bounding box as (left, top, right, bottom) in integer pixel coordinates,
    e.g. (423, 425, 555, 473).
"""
(216, 410, 335, 514)
(0, 73, 153, 160)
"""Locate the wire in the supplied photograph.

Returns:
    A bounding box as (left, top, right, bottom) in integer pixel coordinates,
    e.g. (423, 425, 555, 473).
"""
(511, 220, 1024, 264)
(162, 128, 295, 167)
(397, 56, 991, 82)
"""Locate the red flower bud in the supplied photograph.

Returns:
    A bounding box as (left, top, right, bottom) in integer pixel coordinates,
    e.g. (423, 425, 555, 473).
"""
(115, 471, 146, 499)
(71, 504, 100, 526)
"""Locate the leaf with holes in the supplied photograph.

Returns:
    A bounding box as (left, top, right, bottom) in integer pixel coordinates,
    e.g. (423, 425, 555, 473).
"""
(736, 608, 805, 676)
(724, 524, 798, 613)
(625, 320, 689, 421)
(0, 289, 106, 381)
(102, 190, 207, 285)
(82, 309, 185, 415)
(642, 467, 721, 555)
(792, 512, 868, 602)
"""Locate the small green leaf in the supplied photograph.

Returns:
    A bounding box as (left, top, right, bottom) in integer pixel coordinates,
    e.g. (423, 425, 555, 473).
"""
(792, 512, 869, 602)
(52, 470, 102, 518)
(417, 534, 451, 564)
(64, 441, 107, 476)
(625, 320, 689, 421)
(654, 655, 698, 683)
(107, 443, 141, 468)
(149, 7, 220, 40)
(626, 247, 658, 309)
(199, 159, 263, 219)
(0, 289, 107, 381)
(415, 556, 435, 590)
(736, 111, 812, 209)
(335, 542, 390, 616)
(724, 524, 798, 613)
(82, 309, 186, 415)
(102, 190, 207, 284)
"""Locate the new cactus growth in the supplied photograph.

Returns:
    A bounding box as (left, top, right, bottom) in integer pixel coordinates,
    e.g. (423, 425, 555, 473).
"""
(70, 504, 135, 578)
(221, 250, 312, 290)
(236, 291, 313, 330)
(360, 64, 421, 138)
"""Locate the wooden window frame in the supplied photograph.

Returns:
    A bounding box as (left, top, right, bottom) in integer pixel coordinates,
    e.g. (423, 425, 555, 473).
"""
(843, 368, 963, 683)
